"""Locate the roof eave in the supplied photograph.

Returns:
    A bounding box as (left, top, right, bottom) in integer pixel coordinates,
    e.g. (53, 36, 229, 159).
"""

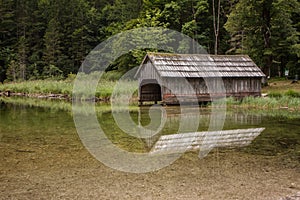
(134, 54, 150, 79)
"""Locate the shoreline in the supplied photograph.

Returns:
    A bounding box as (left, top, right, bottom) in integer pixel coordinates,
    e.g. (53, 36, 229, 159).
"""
(1, 92, 300, 114)
(0, 91, 111, 102)
(0, 78, 299, 107)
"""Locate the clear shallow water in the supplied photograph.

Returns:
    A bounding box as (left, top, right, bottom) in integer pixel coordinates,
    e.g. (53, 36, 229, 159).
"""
(1, 99, 300, 199)
(0, 99, 299, 163)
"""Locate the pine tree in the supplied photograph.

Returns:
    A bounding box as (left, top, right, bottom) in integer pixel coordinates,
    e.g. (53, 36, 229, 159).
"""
(0, 0, 17, 81)
(42, 18, 63, 76)
(15, 0, 32, 80)
(17, 36, 28, 80)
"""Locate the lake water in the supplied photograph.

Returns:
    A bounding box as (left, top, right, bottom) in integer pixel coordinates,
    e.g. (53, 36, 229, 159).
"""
(0, 99, 299, 199)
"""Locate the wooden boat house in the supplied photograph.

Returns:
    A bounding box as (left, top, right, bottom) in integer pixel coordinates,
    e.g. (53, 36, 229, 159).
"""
(135, 53, 265, 104)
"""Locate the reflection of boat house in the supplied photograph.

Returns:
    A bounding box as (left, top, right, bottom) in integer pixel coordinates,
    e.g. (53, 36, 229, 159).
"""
(135, 53, 265, 104)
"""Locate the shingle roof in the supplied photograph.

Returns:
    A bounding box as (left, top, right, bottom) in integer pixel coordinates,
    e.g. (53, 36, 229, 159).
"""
(139, 52, 265, 78)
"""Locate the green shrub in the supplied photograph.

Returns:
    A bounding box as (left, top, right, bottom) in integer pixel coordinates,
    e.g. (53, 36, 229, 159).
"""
(66, 73, 77, 82)
(101, 71, 123, 81)
(34, 85, 40, 91)
(268, 91, 283, 98)
(285, 90, 300, 98)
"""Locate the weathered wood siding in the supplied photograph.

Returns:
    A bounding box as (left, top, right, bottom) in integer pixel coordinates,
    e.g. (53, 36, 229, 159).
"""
(223, 78, 261, 97)
(138, 61, 162, 85)
(160, 77, 262, 103)
(138, 61, 163, 102)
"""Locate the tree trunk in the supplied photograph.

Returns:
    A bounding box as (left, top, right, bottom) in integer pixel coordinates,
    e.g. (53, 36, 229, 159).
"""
(262, 1, 272, 77)
(212, 0, 221, 55)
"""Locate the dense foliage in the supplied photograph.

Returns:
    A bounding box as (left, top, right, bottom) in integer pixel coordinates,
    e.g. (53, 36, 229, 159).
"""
(0, 0, 299, 82)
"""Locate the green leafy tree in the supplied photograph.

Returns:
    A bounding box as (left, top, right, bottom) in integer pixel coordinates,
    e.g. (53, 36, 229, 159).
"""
(101, 0, 143, 35)
(225, 0, 300, 77)
(181, 0, 210, 51)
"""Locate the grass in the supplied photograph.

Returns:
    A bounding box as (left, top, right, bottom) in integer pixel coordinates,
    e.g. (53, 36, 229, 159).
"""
(226, 95, 300, 112)
(225, 78, 300, 112)
(0, 96, 72, 111)
(215, 78, 300, 112)
(0, 79, 73, 96)
(0, 72, 139, 100)
(0, 96, 139, 114)
(285, 89, 300, 98)
(262, 79, 300, 94)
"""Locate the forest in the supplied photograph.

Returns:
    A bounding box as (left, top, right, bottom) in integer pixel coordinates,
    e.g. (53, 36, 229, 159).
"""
(0, 0, 299, 82)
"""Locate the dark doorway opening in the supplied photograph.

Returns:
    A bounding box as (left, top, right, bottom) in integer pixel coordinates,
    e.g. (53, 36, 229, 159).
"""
(139, 79, 162, 104)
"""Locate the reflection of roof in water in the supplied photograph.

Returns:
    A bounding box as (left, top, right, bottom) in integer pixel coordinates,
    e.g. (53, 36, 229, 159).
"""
(150, 128, 265, 156)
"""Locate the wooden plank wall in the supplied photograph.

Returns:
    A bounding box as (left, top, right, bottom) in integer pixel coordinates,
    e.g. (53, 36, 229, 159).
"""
(138, 61, 162, 101)
(162, 77, 261, 95)
(223, 78, 261, 97)
(138, 62, 162, 85)
(160, 77, 262, 103)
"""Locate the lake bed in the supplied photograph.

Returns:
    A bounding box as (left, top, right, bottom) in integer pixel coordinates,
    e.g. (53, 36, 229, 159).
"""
(1, 99, 299, 199)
